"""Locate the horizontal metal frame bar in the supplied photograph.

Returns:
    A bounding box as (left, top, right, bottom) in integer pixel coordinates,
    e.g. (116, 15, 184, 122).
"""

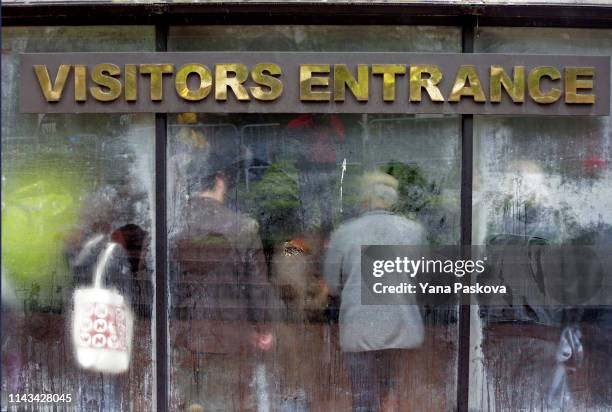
(2, 3, 612, 27)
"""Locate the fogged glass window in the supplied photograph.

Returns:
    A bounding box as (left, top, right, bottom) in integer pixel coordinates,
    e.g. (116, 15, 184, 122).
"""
(472, 28, 612, 412)
(167, 26, 461, 412)
(1, 27, 155, 411)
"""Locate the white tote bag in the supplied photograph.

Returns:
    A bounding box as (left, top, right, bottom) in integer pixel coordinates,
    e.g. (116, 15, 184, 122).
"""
(72, 242, 134, 374)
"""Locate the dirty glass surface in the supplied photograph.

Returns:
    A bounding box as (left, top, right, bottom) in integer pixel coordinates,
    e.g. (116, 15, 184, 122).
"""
(1, 27, 156, 411)
(167, 26, 462, 411)
(472, 27, 612, 412)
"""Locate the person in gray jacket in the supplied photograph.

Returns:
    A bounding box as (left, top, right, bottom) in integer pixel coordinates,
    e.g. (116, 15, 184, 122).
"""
(324, 171, 425, 412)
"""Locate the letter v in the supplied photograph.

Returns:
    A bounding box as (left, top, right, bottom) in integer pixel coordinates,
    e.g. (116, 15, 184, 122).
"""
(34, 64, 71, 102)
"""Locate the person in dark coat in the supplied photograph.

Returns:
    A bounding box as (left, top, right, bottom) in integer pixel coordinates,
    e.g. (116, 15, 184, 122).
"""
(170, 154, 274, 411)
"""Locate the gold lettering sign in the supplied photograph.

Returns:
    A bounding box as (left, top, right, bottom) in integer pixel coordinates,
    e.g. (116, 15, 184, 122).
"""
(125, 64, 138, 102)
(250, 63, 283, 101)
(372, 64, 405, 102)
(528, 66, 561, 104)
(490, 65, 525, 103)
(74, 65, 87, 102)
(565, 66, 595, 104)
(90, 63, 122, 102)
(409, 65, 444, 102)
(333, 64, 369, 102)
(300, 64, 331, 101)
(140, 64, 174, 101)
(34, 64, 70, 102)
(449, 65, 486, 103)
(175, 64, 212, 101)
(215, 64, 250, 101)
(24, 55, 605, 115)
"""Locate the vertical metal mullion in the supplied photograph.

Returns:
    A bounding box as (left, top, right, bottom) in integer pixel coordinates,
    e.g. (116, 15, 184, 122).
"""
(457, 19, 475, 412)
(155, 23, 169, 412)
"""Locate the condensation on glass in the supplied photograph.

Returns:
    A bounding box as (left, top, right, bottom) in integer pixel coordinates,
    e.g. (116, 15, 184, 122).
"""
(167, 25, 462, 411)
(471, 27, 612, 412)
(1, 27, 156, 411)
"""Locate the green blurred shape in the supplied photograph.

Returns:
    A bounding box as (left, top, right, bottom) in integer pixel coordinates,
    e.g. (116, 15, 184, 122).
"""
(2, 167, 86, 285)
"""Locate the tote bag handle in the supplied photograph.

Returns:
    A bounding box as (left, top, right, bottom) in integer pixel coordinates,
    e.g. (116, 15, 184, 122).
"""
(93, 242, 118, 289)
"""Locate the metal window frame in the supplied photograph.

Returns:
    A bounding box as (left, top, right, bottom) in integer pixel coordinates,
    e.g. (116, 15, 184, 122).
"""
(2, 4, 611, 411)
(2, 3, 612, 27)
(154, 24, 169, 412)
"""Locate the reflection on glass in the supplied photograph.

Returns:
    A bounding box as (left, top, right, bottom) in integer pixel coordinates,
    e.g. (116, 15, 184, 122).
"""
(168, 26, 461, 53)
(1, 27, 155, 411)
(166, 24, 461, 412)
(473, 27, 612, 412)
(167, 110, 461, 411)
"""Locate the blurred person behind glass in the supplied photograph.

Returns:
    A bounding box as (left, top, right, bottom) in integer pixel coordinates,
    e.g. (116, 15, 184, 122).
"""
(287, 114, 345, 234)
(170, 151, 274, 411)
(324, 171, 425, 412)
(480, 160, 589, 410)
